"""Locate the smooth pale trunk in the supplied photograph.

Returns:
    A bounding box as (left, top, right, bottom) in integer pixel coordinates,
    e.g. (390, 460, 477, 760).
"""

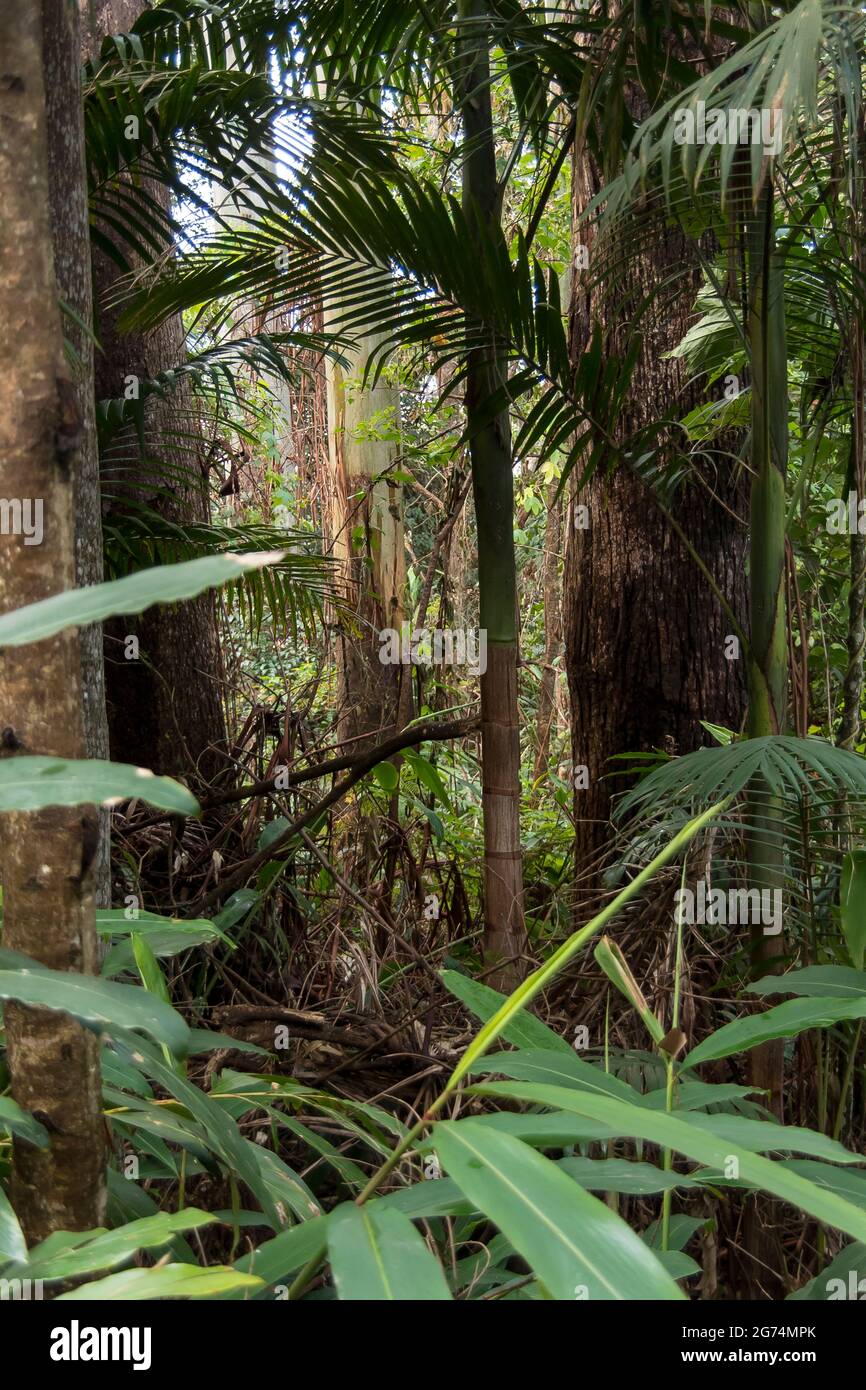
(324, 307, 407, 750)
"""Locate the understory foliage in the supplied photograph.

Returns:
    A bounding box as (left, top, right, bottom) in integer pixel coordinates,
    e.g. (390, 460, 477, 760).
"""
(3, 0, 866, 1303)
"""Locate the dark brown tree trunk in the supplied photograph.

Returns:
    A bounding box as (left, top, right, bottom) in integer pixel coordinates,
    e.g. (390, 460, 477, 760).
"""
(533, 484, 563, 781)
(0, 0, 105, 1241)
(564, 153, 749, 910)
(83, 0, 228, 784)
(44, 0, 111, 906)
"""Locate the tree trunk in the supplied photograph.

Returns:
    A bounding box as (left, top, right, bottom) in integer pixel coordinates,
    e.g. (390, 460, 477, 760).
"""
(564, 151, 749, 910)
(324, 316, 407, 751)
(44, 0, 111, 907)
(0, 1, 105, 1241)
(458, 0, 525, 987)
(82, 0, 228, 785)
(533, 483, 563, 781)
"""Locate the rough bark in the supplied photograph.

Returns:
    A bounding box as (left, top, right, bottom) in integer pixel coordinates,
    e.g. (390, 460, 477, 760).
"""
(83, 0, 228, 784)
(0, 2, 105, 1240)
(43, 0, 111, 906)
(533, 484, 563, 781)
(564, 152, 749, 908)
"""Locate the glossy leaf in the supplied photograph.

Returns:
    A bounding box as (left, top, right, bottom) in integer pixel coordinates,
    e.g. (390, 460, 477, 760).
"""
(682, 996, 866, 1070)
(0, 757, 198, 814)
(842, 850, 866, 970)
(56, 1263, 262, 1300)
(469, 1083, 866, 1244)
(434, 1119, 684, 1301)
(0, 952, 189, 1057)
(4, 1210, 214, 1282)
(0, 551, 284, 647)
(327, 1201, 451, 1301)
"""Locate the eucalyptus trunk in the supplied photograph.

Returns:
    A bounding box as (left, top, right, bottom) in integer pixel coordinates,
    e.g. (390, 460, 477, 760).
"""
(458, 0, 525, 986)
(324, 313, 407, 751)
(0, 2, 106, 1241)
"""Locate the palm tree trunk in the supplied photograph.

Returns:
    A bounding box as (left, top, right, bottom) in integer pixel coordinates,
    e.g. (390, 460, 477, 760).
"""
(739, 165, 789, 1301)
(458, 0, 525, 986)
(838, 105, 866, 751)
(0, 2, 105, 1241)
(744, 183, 789, 1113)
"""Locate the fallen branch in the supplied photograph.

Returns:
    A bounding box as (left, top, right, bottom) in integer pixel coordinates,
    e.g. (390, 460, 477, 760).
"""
(196, 715, 479, 910)
(200, 713, 479, 810)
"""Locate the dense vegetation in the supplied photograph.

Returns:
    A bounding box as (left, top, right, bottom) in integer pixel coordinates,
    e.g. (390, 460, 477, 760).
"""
(1, 0, 866, 1309)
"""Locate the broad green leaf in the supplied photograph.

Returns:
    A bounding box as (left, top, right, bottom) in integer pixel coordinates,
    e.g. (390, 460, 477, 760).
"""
(651, 1250, 702, 1281)
(639, 1081, 761, 1110)
(0, 551, 284, 647)
(748, 965, 866, 1000)
(57, 1263, 262, 1300)
(441, 799, 730, 1092)
(403, 750, 452, 810)
(241, 1142, 323, 1227)
(327, 1202, 451, 1301)
(132, 933, 181, 1073)
(441, 971, 573, 1055)
(470, 1083, 866, 1245)
(557, 1158, 702, 1195)
(788, 1242, 866, 1301)
(0, 1185, 27, 1264)
(235, 1217, 329, 1293)
(105, 1171, 197, 1267)
(132, 933, 172, 1008)
(644, 1213, 707, 1252)
(682, 996, 866, 1070)
(0, 952, 189, 1057)
(4, 1210, 214, 1282)
(379, 1178, 474, 1220)
(0, 1096, 49, 1148)
(782, 1161, 866, 1211)
(107, 1105, 215, 1170)
(371, 761, 399, 793)
(115, 1041, 320, 1229)
(98, 909, 228, 977)
(211, 1070, 404, 1157)
(0, 757, 198, 814)
(464, 1110, 619, 1146)
(468, 1048, 640, 1100)
(680, 1112, 862, 1163)
(433, 1119, 684, 1301)
(212, 888, 260, 931)
(841, 850, 866, 969)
